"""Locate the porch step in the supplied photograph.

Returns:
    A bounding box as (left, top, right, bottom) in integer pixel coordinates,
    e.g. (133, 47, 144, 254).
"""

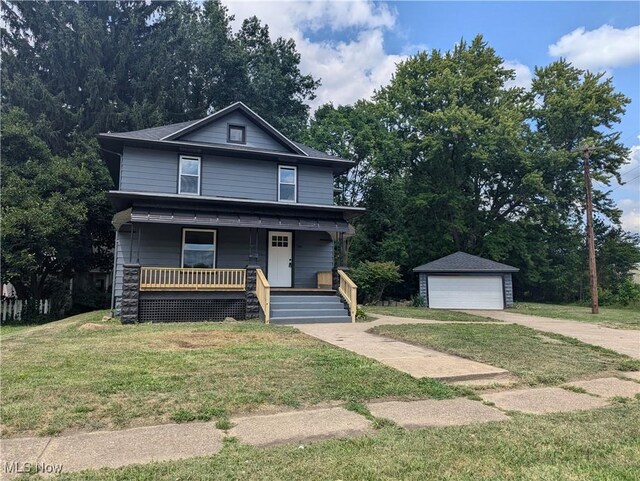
(270, 316, 352, 325)
(271, 308, 348, 318)
(270, 294, 351, 324)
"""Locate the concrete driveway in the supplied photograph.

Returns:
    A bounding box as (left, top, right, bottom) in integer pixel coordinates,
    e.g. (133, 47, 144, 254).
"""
(461, 310, 640, 359)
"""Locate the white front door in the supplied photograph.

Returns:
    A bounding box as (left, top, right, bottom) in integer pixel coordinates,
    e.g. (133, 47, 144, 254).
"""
(428, 276, 504, 309)
(268, 231, 292, 287)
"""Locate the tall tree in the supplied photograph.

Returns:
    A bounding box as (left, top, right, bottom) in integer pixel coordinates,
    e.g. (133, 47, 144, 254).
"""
(1, 108, 112, 306)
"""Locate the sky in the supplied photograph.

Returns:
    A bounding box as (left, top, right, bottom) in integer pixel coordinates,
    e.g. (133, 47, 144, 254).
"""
(223, 1, 640, 233)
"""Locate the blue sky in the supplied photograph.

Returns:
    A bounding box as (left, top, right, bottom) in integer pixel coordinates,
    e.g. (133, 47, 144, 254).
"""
(224, 1, 640, 232)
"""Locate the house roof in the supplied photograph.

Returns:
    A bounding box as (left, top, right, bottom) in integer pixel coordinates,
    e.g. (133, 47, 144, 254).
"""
(98, 101, 347, 162)
(413, 252, 519, 273)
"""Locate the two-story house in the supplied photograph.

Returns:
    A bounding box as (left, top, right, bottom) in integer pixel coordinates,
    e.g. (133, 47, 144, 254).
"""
(99, 102, 362, 324)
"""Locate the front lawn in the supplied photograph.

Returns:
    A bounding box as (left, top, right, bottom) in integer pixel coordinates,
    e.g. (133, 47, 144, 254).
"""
(370, 323, 640, 386)
(1, 311, 457, 437)
(364, 305, 498, 322)
(47, 402, 640, 481)
(513, 302, 640, 329)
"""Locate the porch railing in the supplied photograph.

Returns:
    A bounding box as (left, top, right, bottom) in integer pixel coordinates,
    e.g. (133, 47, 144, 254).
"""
(140, 267, 246, 291)
(337, 269, 358, 323)
(256, 268, 271, 324)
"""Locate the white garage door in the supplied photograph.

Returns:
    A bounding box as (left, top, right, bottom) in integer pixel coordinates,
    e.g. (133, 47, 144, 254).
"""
(428, 276, 504, 310)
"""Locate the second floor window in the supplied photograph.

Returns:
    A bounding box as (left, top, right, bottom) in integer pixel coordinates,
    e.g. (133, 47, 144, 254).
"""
(179, 155, 201, 195)
(278, 165, 297, 202)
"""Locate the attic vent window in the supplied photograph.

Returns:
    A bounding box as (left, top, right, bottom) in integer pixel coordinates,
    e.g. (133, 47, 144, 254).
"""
(228, 124, 246, 144)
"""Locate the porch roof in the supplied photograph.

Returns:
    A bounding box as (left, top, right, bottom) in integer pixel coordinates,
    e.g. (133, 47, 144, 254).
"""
(113, 206, 353, 234)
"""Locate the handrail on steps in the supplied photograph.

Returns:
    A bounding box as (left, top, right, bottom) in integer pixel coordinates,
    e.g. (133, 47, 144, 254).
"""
(256, 268, 270, 324)
(337, 269, 357, 323)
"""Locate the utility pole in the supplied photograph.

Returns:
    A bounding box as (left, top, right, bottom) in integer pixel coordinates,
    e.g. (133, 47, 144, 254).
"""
(577, 144, 599, 314)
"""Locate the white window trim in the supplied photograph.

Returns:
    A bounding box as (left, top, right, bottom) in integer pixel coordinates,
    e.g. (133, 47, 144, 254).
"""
(181, 228, 217, 268)
(178, 155, 201, 195)
(278, 165, 297, 203)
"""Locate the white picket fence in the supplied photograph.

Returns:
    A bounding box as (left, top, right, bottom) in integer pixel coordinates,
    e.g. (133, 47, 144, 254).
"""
(0, 299, 51, 322)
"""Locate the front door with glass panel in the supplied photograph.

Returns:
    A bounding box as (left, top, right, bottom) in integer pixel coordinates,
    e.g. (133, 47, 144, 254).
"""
(268, 231, 292, 287)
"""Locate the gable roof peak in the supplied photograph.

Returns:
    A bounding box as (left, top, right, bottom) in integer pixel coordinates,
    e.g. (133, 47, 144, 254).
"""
(160, 101, 308, 156)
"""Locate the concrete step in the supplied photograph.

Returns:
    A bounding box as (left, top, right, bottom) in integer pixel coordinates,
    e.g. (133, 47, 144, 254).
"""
(271, 308, 348, 318)
(270, 300, 344, 309)
(270, 295, 340, 304)
(270, 315, 352, 324)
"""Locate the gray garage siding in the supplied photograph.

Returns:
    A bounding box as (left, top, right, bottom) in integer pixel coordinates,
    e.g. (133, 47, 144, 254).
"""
(120, 147, 334, 205)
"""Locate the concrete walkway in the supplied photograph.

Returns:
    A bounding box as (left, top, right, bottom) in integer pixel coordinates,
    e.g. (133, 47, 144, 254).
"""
(461, 310, 640, 359)
(3, 375, 639, 478)
(295, 319, 510, 382)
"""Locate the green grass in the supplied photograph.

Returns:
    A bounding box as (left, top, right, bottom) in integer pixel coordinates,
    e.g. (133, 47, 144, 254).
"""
(0, 324, 35, 336)
(1, 311, 457, 437)
(370, 323, 640, 386)
(364, 306, 498, 322)
(513, 302, 640, 329)
(36, 402, 640, 481)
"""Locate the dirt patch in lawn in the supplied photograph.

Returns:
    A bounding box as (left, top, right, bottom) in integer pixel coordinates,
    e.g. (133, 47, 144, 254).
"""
(159, 329, 295, 350)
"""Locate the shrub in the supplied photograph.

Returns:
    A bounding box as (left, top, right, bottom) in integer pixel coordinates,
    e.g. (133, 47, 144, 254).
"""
(614, 279, 640, 306)
(350, 261, 402, 304)
(411, 294, 426, 307)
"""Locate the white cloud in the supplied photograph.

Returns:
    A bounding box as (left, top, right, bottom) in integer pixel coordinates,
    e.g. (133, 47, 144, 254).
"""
(502, 60, 533, 89)
(619, 198, 640, 234)
(223, 0, 404, 108)
(548, 24, 640, 70)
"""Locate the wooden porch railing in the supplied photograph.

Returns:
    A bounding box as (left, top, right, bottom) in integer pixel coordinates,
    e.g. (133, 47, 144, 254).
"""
(337, 269, 357, 323)
(139, 267, 246, 291)
(256, 268, 270, 324)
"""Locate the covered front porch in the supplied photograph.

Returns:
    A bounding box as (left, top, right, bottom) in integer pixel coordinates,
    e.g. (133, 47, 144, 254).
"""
(109, 192, 360, 323)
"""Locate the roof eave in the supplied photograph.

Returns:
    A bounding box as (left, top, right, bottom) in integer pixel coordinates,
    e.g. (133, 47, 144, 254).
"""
(413, 268, 520, 273)
(96, 135, 355, 174)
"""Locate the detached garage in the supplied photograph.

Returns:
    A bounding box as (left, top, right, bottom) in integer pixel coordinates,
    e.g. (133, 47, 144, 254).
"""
(413, 252, 519, 310)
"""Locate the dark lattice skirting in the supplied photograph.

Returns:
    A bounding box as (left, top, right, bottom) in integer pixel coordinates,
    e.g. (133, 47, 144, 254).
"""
(139, 292, 246, 322)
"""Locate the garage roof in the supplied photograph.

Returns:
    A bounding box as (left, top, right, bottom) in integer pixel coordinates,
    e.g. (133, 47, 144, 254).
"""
(413, 252, 519, 273)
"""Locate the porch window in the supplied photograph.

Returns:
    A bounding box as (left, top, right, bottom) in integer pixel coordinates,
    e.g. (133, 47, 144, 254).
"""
(179, 155, 201, 195)
(278, 166, 297, 202)
(182, 229, 216, 268)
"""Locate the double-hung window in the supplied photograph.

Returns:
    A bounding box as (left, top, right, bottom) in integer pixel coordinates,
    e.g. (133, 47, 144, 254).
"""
(179, 155, 201, 195)
(182, 229, 216, 268)
(278, 166, 297, 202)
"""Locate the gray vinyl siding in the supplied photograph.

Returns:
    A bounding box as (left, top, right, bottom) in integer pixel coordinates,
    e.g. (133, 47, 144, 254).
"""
(503, 273, 514, 307)
(418, 273, 428, 306)
(293, 231, 334, 288)
(114, 224, 182, 309)
(180, 111, 290, 153)
(217, 228, 267, 270)
(120, 147, 178, 193)
(119, 147, 335, 205)
(201, 155, 276, 200)
(297, 165, 333, 204)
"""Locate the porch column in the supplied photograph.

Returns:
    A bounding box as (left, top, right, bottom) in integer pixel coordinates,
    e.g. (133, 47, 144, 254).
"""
(245, 265, 260, 319)
(121, 264, 140, 324)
